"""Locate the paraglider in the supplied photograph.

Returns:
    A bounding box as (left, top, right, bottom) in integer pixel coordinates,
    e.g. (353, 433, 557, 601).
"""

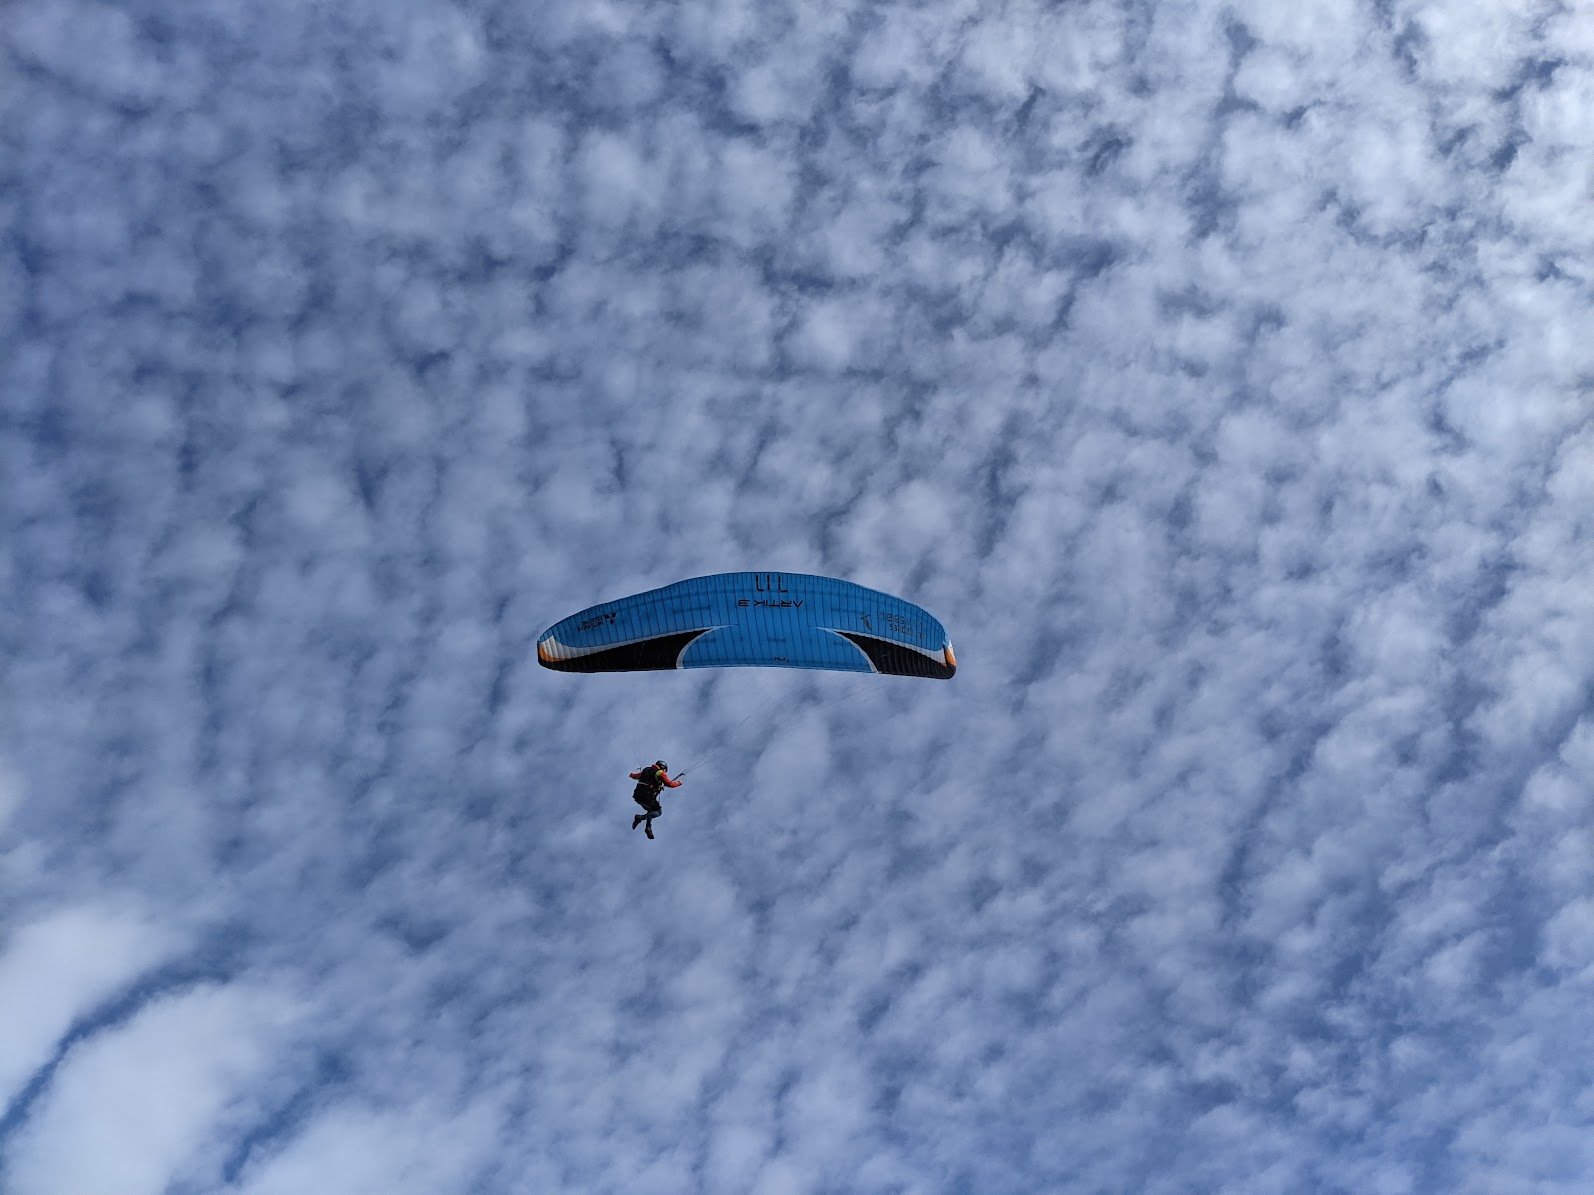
(537, 572, 956, 678)
(538, 572, 955, 837)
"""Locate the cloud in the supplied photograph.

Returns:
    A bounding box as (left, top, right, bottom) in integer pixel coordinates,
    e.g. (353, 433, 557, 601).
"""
(3, 983, 305, 1195)
(235, 1095, 505, 1195)
(0, 903, 187, 1109)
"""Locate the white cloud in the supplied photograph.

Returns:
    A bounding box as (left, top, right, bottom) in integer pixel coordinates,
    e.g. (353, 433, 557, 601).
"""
(9, 0, 171, 106)
(578, 131, 664, 237)
(3, 983, 305, 1195)
(716, 140, 798, 249)
(0, 904, 186, 1109)
(236, 1096, 504, 1195)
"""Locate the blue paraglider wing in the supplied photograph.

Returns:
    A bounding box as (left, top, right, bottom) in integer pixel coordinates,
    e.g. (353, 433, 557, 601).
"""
(537, 572, 956, 679)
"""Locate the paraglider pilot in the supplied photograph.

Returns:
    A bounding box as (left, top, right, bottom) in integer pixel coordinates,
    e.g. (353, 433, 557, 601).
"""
(629, 761, 682, 840)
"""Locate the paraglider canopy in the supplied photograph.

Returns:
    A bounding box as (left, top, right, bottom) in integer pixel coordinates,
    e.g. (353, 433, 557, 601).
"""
(537, 572, 956, 679)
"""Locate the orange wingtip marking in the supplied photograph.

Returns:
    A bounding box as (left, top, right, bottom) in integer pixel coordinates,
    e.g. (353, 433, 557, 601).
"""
(944, 643, 956, 669)
(537, 640, 554, 662)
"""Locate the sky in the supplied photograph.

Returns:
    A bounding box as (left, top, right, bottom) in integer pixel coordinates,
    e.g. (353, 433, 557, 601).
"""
(3, 0, 1594, 1191)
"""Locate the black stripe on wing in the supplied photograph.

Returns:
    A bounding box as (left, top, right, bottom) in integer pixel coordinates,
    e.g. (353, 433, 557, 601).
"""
(539, 629, 712, 673)
(836, 632, 957, 679)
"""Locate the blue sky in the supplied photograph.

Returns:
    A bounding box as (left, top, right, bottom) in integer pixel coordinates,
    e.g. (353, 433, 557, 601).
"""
(4, 0, 1594, 1191)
